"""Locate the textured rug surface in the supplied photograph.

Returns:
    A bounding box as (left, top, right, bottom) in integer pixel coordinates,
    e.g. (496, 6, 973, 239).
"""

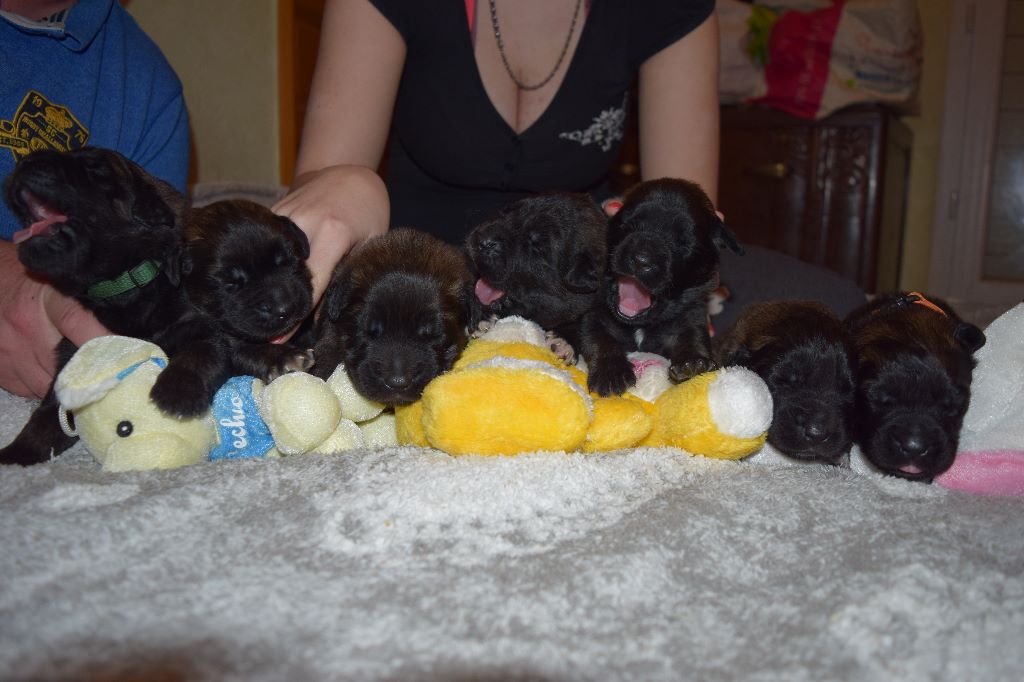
(2, 388, 1023, 682)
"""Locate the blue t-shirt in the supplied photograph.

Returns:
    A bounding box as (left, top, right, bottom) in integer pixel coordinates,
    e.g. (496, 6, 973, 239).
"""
(0, 0, 190, 240)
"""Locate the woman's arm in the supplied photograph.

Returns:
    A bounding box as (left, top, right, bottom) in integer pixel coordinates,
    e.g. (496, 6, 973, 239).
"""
(273, 0, 406, 305)
(637, 11, 720, 203)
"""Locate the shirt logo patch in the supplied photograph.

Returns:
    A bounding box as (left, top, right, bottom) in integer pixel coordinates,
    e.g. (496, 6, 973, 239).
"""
(1, 90, 90, 161)
(558, 93, 628, 152)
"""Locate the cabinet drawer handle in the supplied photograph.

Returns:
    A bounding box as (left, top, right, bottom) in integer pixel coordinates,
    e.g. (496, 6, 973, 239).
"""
(746, 162, 789, 179)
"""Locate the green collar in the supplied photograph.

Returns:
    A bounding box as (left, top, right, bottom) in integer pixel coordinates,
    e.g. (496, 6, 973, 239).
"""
(86, 260, 163, 300)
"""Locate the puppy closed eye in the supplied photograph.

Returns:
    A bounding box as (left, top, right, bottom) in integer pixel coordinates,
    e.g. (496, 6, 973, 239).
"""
(527, 230, 550, 254)
(772, 366, 802, 387)
(221, 267, 249, 291)
(942, 396, 964, 417)
(417, 320, 442, 340)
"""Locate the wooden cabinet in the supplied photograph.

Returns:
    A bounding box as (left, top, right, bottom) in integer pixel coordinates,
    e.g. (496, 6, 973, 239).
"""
(718, 104, 912, 293)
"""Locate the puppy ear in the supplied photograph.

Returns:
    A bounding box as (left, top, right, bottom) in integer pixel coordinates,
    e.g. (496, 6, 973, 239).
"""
(322, 273, 349, 322)
(954, 323, 986, 353)
(125, 164, 180, 229)
(562, 251, 601, 293)
(279, 216, 311, 260)
(713, 334, 751, 367)
(713, 218, 745, 255)
(464, 282, 485, 329)
(163, 241, 185, 287)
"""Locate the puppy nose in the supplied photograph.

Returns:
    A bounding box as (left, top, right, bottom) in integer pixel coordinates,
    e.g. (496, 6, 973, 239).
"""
(628, 251, 653, 270)
(480, 237, 502, 256)
(383, 373, 409, 390)
(802, 420, 830, 444)
(257, 301, 292, 320)
(895, 433, 929, 458)
(797, 413, 831, 443)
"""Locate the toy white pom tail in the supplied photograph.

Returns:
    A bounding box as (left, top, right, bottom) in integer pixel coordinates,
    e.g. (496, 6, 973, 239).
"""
(707, 366, 774, 439)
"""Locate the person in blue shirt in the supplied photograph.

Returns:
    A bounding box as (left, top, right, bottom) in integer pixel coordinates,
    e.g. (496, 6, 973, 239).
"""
(0, 0, 189, 398)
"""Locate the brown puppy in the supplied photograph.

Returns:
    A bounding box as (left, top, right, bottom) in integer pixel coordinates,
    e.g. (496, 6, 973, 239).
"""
(312, 228, 478, 405)
(845, 292, 986, 481)
(0, 146, 190, 465)
(149, 199, 315, 418)
(714, 300, 855, 463)
(582, 178, 743, 396)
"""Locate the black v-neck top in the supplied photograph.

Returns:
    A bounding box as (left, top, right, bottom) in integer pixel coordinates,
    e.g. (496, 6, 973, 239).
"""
(368, 0, 714, 243)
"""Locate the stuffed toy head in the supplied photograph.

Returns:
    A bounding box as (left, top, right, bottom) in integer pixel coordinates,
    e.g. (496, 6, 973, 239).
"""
(55, 336, 398, 472)
(55, 336, 215, 472)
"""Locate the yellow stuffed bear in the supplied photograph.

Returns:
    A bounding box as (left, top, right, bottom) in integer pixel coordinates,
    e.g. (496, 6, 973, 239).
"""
(395, 316, 772, 459)
(54, 335, 396, 472)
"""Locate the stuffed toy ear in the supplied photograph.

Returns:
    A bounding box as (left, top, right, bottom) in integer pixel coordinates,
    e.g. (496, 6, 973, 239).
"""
(55, 336, 168, 411)
(954, 322, 986, 353)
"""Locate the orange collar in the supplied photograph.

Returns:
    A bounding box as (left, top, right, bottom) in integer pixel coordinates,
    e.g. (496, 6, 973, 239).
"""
(905, 291, 948, 317)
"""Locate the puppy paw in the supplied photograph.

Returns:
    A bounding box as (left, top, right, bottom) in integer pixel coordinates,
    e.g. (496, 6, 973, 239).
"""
(588, 356, 637, 396)
(150, 368, 214, 418)
(267, 348, 316, 382)
(545, 331, 576, 365)
(669, 357, 718, 383)
(470, 314, 501, 339)
(0, 442, 49, 467)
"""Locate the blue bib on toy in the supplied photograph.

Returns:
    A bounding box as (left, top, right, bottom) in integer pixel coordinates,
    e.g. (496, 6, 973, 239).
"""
(209, 376, 275, 461)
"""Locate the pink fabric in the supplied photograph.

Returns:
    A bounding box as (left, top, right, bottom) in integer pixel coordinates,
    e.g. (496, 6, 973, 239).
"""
(755, 1, 844, 119)
(935, 450, 1024, 496)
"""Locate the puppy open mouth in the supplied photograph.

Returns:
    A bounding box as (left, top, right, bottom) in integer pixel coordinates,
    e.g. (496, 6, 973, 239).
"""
(475, 277, 505, 305)
(12, 191, 67, 245)
(616, 276, 652, 318)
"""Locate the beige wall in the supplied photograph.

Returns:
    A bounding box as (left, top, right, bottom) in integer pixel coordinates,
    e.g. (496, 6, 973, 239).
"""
(901, 0, 953, 290)
(126, 0, 280, 186)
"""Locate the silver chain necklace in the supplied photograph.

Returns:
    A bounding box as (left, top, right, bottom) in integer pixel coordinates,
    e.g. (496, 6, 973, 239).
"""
(488, 0, 583, 92)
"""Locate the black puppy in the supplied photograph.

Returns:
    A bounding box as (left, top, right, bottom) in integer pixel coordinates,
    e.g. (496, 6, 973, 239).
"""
(714, 300, 855, 463)
(845, 292, 986, 481)
(582, 178, 743, 396)
(465, 192, 606, 347)
(312, 228, 477, 405)
(0, 146, 190, 465)
(149, 199, 315, 417)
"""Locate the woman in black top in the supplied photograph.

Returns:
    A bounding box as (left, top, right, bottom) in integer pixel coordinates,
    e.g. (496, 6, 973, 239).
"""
(273, 0, 721, 306)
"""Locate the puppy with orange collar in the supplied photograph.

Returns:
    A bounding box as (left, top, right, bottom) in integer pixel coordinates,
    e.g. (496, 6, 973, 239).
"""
(845, 292, 986, 481)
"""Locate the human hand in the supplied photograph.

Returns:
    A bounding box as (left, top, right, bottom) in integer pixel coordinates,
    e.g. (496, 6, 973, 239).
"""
(273, 164, 389, 311)
(0, 243, 110, 398)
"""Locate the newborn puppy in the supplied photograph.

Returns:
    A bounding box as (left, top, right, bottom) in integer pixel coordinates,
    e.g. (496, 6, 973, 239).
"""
(845, 292, 986, 481)
(312, 228, 477, 405)
(714, 300, 855, 463)
(0, 146, 190, 465)
(149, 199, 315, 417)
(465, 192, 606, 345)
(583, 178, 743, 396)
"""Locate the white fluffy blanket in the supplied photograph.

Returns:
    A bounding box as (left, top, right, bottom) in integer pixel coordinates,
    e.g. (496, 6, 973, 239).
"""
(2, 306, 1024, 681)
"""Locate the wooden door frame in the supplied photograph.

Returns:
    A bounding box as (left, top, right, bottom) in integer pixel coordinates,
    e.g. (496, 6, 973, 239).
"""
(278, 0, 298, 186)
(929, 0, 1024, 313)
